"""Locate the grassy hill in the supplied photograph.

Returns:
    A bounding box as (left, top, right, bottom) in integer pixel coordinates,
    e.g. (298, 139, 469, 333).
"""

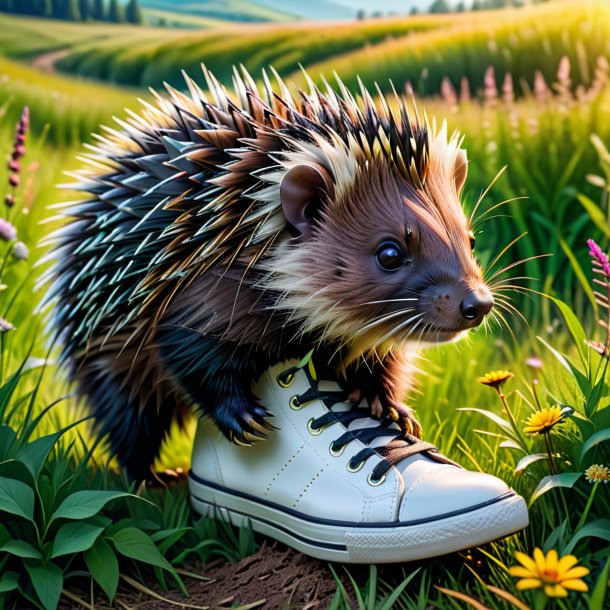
(139, 0, 295, 22)
(0, 0, 608, 101)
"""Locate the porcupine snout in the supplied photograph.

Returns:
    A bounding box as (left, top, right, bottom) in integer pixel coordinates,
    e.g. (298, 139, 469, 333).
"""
(420, 281, 494, 332)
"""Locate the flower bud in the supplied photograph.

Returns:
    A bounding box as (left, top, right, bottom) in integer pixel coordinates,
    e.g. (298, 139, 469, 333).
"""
(0, 218, 17, 241)
(8, 174, 19, 188)
(12, 241, 28, 261)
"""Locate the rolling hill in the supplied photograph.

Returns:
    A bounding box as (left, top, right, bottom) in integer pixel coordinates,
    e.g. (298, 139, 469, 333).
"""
(139, 0, 296, 22)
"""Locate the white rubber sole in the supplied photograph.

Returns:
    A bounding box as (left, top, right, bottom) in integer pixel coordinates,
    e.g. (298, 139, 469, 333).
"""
(189, 472, 529, 563)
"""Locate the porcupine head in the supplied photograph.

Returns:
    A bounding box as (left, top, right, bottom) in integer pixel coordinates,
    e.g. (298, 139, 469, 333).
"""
(45, 68, 494, 477)
(259, 82, 494, 425)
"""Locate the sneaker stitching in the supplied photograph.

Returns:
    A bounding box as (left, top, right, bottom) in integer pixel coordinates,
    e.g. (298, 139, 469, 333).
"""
(265, 443, 305, 497)
(293, 469, 323, 508)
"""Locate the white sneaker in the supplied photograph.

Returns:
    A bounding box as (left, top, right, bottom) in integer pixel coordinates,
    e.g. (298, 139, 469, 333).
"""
(189, 354, 529, 563)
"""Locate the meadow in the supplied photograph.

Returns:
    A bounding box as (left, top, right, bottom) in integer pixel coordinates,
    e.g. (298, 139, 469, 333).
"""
(0, 1, 608, 608)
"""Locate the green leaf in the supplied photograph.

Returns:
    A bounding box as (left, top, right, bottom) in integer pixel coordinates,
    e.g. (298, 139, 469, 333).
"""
(0, 477, 34, 521)
(0, 540, 42, 560)
(24, 561, 63, 610)
(564, 519, 610, 554)
(577, 194, 610, 238)
(84, 537, 119, 602)
(51, 490, 134, 522)
(589, 554, 610, 610)
(457, 408, 515, 437)
(514, 453, 548, 474)
(50, 521, 104, 559)
(15, 433, 60, 483)
(110, 527, 173, 572)
(579, 428, 610, 465)
(538, 336, 591, 396)
(0, 425, 16, 461)
(3, 535, 41, 562)
(0, 571, 18, 593)
(548, 296, 589, 371)
(379, 568, 420, 610)
(530, 473, 582, 506)
(0, 365, 28, 415)
(0, 523, 11, 547)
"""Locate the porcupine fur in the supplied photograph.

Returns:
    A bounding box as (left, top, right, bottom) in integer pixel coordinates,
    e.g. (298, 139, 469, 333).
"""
(42, 67, 493, 480)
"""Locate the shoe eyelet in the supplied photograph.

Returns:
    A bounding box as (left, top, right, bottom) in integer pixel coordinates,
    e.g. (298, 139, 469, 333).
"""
(346, 459, 364, 473)
(277, 371, 295, 388)
(289, 395, 302, 410)
(367, 472, 386, 486)
(307, 418, 322, 435)
(329, 442, 345, 457)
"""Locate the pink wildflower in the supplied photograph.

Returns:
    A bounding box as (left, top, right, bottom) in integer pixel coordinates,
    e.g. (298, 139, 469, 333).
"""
(587, 239, 610, 278)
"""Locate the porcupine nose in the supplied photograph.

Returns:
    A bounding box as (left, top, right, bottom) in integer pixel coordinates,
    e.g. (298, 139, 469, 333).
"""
(460, 289, 494, 323)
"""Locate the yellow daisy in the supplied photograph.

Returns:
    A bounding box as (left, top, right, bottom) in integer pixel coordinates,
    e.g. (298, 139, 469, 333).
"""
(585, 464, 610, 483)
(478, 370, 514, 389)
(524, 406, 564, 434)
(509, 548, 589, 598)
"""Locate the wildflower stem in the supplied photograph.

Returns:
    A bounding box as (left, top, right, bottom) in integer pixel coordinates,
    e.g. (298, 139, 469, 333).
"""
(575, 481, 598, 532)
(543, 432, 556, 475)
(533, 590, 548, 610)
(496, 388, 527, 446)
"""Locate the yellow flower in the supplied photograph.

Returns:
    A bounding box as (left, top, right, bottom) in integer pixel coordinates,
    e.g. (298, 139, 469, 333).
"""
(585, 464, 610, 483)
(509, 548, 589, 598)
(524, 406, 564, 434)
(478, 370, 514, 389)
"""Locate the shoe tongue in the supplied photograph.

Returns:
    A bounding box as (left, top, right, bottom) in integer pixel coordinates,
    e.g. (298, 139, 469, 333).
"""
(318, 378, 402, 449)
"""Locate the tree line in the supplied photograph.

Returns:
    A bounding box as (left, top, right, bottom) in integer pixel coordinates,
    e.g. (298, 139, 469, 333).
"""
(0, 0, 143, 23)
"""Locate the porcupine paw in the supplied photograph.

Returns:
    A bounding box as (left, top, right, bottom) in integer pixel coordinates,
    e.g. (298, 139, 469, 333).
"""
(386, 402, 423, 439)
(213, 400, 277, 446)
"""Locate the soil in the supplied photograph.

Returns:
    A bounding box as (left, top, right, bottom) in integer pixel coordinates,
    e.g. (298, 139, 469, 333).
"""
(62, 540, 344, 610)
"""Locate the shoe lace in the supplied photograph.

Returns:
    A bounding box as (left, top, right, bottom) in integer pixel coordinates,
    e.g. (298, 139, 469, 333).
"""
(278, 352, 453, 484)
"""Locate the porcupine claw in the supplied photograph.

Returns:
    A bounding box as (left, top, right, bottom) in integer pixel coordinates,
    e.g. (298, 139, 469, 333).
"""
(228, 406, 277, 446)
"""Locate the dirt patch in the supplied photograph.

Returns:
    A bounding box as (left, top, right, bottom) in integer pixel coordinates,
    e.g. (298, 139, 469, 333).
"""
(63, 541, 340, 609)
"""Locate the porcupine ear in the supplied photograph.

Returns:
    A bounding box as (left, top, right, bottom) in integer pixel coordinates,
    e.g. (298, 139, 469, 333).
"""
(453, 149, 468, 195)
(280, 164, 333, 242)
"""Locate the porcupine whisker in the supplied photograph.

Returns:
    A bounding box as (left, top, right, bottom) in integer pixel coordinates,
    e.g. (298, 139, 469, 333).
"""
(485, 254, 551, 283)
(376, 312, 425, 345)
(472, 214, 513, 227)
(353, 307, 417, 336)
(487, 275, 536, 287)
(468, 165, 507, 227)
(484, 232, 528, 276)
(471, 196, 528, 230)
(361, 297, 420, 306)
(494, 298, 528, 325)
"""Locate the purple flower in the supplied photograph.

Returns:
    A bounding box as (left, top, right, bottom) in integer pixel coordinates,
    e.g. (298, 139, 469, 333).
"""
(8, 174, 19, 188)
(0, 218, 17, 241)
(587, 239, 610, 278)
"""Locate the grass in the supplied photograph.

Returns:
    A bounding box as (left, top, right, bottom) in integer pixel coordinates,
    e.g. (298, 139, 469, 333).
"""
(0, 3, 608, 607)
(1, 0, 609, 99)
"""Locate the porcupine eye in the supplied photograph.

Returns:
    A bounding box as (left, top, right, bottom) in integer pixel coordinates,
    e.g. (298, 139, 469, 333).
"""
(375, 241, 405, 271)
(468, 230, 476, 251)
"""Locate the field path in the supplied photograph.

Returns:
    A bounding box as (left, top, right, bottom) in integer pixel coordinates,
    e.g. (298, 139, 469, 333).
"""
(32, 49, 71, 74)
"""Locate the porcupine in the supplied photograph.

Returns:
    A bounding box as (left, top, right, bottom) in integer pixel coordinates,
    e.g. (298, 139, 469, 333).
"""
(43, 67, 494, 481)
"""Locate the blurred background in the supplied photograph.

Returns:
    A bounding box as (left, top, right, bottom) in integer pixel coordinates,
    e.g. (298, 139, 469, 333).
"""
(0, 4, 609, 608)
(0, 0, 609, 466)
